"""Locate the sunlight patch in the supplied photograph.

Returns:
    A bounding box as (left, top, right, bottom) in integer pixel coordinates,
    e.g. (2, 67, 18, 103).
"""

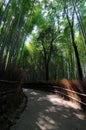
(46, 94, 81, 110)
(73, 112, 85, 120)
(23, 89, 28, 92)
(30, 91, 38, 95)
(36, 113, 58, 130)
(45, 106, 56, 113)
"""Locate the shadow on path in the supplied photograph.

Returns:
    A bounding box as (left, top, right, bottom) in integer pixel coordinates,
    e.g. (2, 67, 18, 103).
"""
(11, 89, 86, 130)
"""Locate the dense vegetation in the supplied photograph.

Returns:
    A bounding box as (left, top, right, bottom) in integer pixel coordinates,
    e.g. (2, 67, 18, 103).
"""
(0, 0, 86, 81)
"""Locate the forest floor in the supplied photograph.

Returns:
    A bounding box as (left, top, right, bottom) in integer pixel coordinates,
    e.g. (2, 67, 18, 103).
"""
(10, 88, 86, 130)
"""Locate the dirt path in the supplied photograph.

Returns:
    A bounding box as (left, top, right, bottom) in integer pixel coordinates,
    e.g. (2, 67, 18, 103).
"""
(11, 89, 86, 130)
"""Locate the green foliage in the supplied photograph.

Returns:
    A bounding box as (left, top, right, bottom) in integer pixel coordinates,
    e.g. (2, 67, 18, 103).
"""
(0, 0, 86, 81)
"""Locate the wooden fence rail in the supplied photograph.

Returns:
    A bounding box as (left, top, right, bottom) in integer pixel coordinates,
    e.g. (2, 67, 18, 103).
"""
(53, 86, 86, 96)
(0, 80, 86, 107)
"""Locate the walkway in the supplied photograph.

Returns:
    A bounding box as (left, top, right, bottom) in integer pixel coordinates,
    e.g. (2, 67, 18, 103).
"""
(11, 89, 86, 130)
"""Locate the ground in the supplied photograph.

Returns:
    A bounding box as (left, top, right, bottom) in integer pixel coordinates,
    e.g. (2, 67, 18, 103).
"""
(11, 89, 86, 130)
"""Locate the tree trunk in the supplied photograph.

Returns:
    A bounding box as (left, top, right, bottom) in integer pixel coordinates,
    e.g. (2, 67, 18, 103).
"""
(72, 39, 83, 80)
(65, 4, 83, 80)
(45, 63, 49, 81)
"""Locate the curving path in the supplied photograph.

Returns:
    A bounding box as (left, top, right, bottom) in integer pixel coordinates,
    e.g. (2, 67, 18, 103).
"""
(11, 89, 86, 130)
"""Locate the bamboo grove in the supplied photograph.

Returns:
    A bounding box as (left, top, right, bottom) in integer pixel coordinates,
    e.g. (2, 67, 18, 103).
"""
(0, 0, 86, 81)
